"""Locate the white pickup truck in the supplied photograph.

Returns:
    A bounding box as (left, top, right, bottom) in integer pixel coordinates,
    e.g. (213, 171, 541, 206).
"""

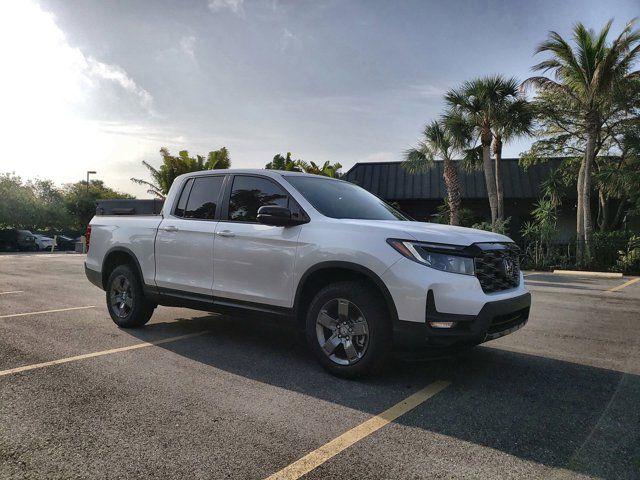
(85, 169, 530, 377)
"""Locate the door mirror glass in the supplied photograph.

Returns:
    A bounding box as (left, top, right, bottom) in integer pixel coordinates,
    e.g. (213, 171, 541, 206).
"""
(257, 206, 300, 226)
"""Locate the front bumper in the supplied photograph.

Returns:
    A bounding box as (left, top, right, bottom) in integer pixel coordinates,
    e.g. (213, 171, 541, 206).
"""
(393, 292, 531, 350)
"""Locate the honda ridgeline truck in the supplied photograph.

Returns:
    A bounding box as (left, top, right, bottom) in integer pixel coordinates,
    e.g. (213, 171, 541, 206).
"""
(85, 170, 530, 377)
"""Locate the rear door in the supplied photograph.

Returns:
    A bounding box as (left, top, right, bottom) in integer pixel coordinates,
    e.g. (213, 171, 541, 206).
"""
(212, 174, 304, 308)
(155, 175, 226, 295)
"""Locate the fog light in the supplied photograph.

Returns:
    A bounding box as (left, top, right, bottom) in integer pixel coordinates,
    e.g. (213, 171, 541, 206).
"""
(429, 321, 457, 329)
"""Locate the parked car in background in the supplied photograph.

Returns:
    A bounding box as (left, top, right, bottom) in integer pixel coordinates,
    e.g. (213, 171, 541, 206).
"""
(0, 230, 38, 251)
(55, 235, 77, 251)
(0, 230, 20, 251)
(17, 230, 38, 251)
(33, 234, 55, 251)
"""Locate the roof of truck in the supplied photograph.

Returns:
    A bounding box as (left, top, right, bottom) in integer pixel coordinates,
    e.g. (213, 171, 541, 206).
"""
(178, 169, 343, 180)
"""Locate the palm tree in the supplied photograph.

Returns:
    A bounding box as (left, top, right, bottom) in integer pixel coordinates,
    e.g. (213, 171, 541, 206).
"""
(131, 147, 231, 198)
(298, 160, 343, 178)
(525, 18, 640, 262)
(265, 152, 302, 172)
(444, 75, 526, 230)
(205, 147, 231, 169)
(403, 120, 462, 226)
(492, 96, 534, 220)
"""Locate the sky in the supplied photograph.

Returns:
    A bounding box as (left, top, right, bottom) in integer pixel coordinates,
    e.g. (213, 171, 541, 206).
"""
(0, 0, 638, 197)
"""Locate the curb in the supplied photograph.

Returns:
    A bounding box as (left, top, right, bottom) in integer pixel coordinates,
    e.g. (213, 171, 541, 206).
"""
(552, 270, 623, 279)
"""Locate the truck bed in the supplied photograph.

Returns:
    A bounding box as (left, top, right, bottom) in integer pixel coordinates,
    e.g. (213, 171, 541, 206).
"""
(85, 215, 163, 287)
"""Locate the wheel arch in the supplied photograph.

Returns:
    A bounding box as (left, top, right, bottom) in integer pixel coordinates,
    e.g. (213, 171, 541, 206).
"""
(101, 246, 145, 290)
(293, 261, 399, 328)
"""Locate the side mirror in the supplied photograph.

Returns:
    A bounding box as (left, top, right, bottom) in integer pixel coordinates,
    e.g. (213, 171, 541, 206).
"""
(257, 206, 304, 227)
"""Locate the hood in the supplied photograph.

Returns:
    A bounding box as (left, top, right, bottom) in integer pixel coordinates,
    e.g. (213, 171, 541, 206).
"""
(341, 220, 513, 246)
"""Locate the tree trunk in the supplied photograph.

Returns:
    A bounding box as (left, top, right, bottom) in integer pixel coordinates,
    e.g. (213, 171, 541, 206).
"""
(576, 161, 585, 265)
(583, 123, 598, 263)
(443, 157, 461, 226)
(613, 198, 627, 229)
(481, 126, 498, 230)
(493, 135, 504, 221)
(598, 189, 609, 231)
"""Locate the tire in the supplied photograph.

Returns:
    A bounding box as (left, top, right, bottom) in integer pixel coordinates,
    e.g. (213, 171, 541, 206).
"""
(305, 281, 391, 378)
(105, 264, 154, 328)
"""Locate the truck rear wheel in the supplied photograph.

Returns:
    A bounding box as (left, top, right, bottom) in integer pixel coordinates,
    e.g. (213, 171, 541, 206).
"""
(305, 281, 391, 378)
(106, 264, 154, 328)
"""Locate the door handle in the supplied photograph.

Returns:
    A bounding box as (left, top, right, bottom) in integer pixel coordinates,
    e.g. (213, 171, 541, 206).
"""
(161, 225, 179, 232)
(216, 230, 235, 238)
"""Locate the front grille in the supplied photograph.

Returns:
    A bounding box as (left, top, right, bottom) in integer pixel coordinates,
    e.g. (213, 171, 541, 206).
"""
(474, 243, 521, 293)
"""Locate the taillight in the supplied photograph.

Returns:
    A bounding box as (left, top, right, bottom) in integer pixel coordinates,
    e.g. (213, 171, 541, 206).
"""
(85, 225, 92, 253)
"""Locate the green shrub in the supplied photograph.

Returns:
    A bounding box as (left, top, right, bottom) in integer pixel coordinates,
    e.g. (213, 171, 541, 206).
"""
(616, 236, 640, 274)
(472, 217, 511, 235)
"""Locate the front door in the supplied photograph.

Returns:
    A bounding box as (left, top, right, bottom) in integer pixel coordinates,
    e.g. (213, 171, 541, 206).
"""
(212, 175, 303, 308)
(155, 175, 226, 295)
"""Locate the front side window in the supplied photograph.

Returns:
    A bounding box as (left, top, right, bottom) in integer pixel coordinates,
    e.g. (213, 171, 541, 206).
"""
(284, 176, 407, 220)
(228, 176, 288, 222)
(184, 176, 224, 220)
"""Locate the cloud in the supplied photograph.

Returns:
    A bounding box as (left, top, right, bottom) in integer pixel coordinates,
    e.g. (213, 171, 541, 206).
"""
(180, 35, 197, 61)
(407, 83, 446, 99)
(0, 1, 155, 117)
(208, 0, 244, 14)
(86, 59, 155, 114)
(0, 0, 159, 192)
(281, 28, 295, 52)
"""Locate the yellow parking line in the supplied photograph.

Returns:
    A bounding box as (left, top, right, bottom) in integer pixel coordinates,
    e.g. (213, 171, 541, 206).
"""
(0, 291, 23, 295)
(0, 305, 95, 319)
(265, 380, 451, 480)
(607, 277, 640, 292)
(0, 332, 208, 377)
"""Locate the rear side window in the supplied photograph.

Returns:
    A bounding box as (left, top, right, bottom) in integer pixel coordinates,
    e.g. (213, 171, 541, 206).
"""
(173, 179, 194, 217)
(228, 176, 288, 222)
(184, 176, 225, 220)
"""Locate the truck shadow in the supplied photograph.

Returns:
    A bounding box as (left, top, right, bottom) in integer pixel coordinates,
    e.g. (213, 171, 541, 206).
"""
(127, 313, 640, 479)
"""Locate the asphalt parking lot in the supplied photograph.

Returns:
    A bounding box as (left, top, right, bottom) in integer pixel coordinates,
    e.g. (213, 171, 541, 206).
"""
(1, 254, 639, 479)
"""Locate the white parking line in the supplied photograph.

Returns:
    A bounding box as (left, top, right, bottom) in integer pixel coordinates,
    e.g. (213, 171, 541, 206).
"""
(0, 291, 23, 295)
(0, 305, 95, 319)
(265, 380, 451, 480)
(0, 332, 208, 377)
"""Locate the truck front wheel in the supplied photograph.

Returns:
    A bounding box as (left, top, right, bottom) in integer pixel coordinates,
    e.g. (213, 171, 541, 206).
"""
(106, 264, 154, 328)
(305, 281, 391, 378)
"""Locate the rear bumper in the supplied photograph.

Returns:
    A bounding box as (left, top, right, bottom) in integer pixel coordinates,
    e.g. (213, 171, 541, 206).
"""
(84, 263, 103, 290)
(393, 292, 531, 350)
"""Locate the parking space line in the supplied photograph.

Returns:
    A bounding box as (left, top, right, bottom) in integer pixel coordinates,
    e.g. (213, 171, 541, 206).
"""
(0, 332, 208, 377)
(0, 305, 95, 319)
(607, 277, 640, 292)
(0, 291, 23, 295)
(265, 380, 450, 480)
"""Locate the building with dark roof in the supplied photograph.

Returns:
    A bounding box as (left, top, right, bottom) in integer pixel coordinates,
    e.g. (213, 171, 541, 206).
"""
(344, 158, 577, 241)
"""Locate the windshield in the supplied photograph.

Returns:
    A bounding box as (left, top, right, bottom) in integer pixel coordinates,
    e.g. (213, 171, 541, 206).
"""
(284, 176, 408, 221)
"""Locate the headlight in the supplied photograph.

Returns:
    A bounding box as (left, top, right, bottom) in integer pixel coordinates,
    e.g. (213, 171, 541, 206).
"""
(387, 239, 475, 275)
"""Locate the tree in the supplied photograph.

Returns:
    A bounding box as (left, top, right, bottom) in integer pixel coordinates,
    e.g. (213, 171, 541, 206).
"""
(131, 147, 232, 198)
(63, 179, 132, 231)
(206, 147, 231, 170)
(0, 173, 39, 230)
(265, 152, 302, 172)
(492, 94, 534, 220)
(0, 174, 129, 234)
(265, 153, 343, 177)
(403, 120, 463, 226)
(444, 75, 530, 230)
(298, 160, 343, 178)
(525, 18, 640, 263)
